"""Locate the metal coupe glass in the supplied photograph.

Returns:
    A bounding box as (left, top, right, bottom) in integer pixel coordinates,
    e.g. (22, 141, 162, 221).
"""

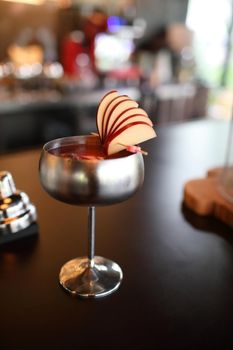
(39, 135, 144, 298)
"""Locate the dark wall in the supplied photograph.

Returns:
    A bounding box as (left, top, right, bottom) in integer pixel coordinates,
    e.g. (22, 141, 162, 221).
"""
(136, 0, 189, 38)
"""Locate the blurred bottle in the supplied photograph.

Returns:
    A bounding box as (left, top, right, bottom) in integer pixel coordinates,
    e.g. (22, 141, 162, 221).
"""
(83, 7, 108, 71)
(61, 30, 84, 76)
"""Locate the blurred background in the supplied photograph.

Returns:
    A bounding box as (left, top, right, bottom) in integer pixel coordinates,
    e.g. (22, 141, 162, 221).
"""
(0, 0, 232, 153)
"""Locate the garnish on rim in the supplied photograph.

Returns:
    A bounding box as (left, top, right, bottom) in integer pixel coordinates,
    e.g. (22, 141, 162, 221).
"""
(117, 143, 148, 156)
(95, 90, 156, 156)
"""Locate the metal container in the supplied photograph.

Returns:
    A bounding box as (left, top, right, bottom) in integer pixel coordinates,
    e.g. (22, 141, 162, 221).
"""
(0, 171, 37, 234)
(39, 135, 144, 298)
(39, 135, 144, 206)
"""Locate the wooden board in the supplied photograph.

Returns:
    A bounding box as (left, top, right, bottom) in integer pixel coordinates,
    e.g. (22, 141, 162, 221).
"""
(184, 168, 233, 228)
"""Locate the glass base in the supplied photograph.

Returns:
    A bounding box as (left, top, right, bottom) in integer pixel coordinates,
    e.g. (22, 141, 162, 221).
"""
(59, 256, 123, 298)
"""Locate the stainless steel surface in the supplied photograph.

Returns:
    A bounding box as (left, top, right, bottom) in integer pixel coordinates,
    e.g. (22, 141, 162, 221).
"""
(39, 135, 144, 297)
(88, 206, 95, 264)
(0, 171, 16, 199)
(39, 135, 144, 206)
(59, 256, 123, 298)
(0, 171, 37, 234)
(0, 191, 29, 222)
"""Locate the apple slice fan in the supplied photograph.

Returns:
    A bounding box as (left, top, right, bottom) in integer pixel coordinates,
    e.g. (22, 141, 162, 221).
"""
(96, 90, 156, 156)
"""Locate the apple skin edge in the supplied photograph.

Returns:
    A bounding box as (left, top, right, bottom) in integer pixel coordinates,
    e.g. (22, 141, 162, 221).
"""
(103, 98, 137, 140)
(96, 90, 118, 142)
(103, 121, 156, 156)
(96, 90, 156, 156)
(108, 107, 148, 136)
(109, 113, 153, 136)
(102, 96, 130, 141)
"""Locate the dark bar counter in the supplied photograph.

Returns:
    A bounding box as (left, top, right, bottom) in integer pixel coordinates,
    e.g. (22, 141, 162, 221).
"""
(0, 119, 232, 350)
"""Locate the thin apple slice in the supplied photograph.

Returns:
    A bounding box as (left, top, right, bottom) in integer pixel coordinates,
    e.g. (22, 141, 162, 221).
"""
(104, 122, 156, 155)
(101, 95, 129, 142)
(109, 108, 152, 136)
(104, 98, 138, 138)
(109, 114, 153, 139)
(96, 90, 118, 141)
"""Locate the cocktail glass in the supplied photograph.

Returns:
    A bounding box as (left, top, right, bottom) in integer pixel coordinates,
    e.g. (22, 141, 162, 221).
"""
(39, 135, 144, 298)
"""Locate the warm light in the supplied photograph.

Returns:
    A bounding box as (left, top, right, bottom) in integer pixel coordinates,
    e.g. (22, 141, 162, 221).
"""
(3, 0, 46, 5)
(0, 204, 8, 210)
(2, 0, 72, 7)
(8, 45, 44, 66)
(14, 63, 43, 79)
(3, 198, 12, 204)
(43, 62, 63, 79)
(0, 62, 13, 78)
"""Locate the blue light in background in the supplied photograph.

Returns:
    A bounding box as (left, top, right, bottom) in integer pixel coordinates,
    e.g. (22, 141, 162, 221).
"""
(107, 16, 127, 33)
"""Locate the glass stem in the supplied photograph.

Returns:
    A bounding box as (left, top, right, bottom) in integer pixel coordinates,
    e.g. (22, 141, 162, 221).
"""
(88, 206, 95, 267)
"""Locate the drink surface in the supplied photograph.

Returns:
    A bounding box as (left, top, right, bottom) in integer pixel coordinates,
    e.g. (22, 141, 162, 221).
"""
(49, 143, 129, 160)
